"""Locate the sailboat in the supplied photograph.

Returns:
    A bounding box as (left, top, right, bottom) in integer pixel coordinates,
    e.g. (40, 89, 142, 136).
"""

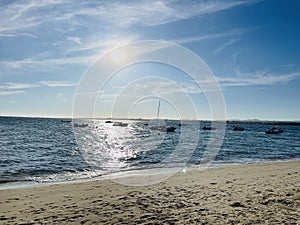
(149, 99, 176, 132)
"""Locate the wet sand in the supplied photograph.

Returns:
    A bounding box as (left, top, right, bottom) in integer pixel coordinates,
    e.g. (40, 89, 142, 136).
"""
(1, 161, 299, 224)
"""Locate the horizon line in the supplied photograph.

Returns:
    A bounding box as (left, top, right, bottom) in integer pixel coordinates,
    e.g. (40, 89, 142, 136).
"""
(0, 115, 299, 123)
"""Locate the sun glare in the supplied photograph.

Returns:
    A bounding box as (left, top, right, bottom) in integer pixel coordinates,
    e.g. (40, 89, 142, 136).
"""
(110, 49, 127, 63)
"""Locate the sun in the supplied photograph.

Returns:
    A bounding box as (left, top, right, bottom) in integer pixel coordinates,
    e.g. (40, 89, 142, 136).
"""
(110, 49, 127, 63)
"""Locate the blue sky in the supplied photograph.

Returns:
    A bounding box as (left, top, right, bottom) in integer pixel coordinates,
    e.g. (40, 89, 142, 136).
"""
(0, 0, 299, 120)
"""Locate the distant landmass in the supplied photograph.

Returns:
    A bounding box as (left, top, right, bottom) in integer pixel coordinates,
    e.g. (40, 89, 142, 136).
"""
(1, 116, 299, 126)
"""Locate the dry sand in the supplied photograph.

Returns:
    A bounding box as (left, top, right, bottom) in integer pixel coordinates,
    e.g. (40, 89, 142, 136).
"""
(1, 161, 299, 224)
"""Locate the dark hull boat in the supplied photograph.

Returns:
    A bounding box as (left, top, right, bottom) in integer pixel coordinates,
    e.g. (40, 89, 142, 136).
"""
(149, 125, 176, 132)
(74, 123, 88, 128)
(202, 126, 216, 130)
(265, 127, 283, 134)
(232, 125, 244, 131)
(113, 122, 128, 127)
(158, 126, 176, 132)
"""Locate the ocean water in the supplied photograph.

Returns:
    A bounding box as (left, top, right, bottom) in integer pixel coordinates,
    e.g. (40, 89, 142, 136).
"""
(0, 117, 299, 186)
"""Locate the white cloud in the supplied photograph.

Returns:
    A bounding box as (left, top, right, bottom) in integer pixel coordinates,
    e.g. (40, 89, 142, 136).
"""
(131, 80, 204, 96)
(0, 0, 257, 73)
(39, 81, 77, 87)
(0, 0, 254, 37)
(0, 33, 17, 37)
(218, 72, 300, 86)
(67, 35, 139, 53)
(0, 90, 26, 96)
(212, 38, 239, 55)
(0, 82, 38, 90)
(0, 58, 34, 69)
(173, 29, 245, 45)
(82, 0, 252, 28)
(68, 36, 81, 44)
(0, 55, 97, 70)
(0, 80, 77, 96)
(128, 72, 300, 96)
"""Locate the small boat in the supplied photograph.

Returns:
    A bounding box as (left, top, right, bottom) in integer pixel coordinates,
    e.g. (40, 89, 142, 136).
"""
(113, 122, 128, 127)
(202, 126, 216, 130)
(265, 127, 283, 134)
(149, 125, 176, 132)
(60, 119, 71, 123)
(149, 126, 159, 130)
(232, 125, 244, 131)
(158, 126, 176, 132)
(74, 123, 88, 128)
(178, 123, 188, 126)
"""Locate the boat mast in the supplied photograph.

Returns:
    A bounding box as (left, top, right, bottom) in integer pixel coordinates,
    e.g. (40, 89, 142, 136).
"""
(156, 99, 161, 119)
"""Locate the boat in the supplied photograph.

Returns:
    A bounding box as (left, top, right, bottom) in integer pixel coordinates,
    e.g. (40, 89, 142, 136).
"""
(113, 122, 128, 127)
(150, 100, 176, 133)
(60, 119, 71, 123)
(202, 126, 216, 130)
(265, 127, 283, 134)
(149, 126, 159, 130)
(150, 125, 176, 132)
(74, 123, 88, 128)
(232, 125, 244, 131)
(178, 123, 188, 126)
(158, 126, 176, 132)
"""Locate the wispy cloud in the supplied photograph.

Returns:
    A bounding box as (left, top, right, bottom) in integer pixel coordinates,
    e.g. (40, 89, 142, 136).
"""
(0, 82, 38, 90)
(0, 55, 96, 70)
(129, 72, 300, 96)
(131, 80, 204, 96)
(67, 36, 81, 45)
(0, 90, 26, 96)
(84, 0, 253, 28)
(173, 29, 245, 45)
(0, 82, 34, 95)
(67, 35, 139, 53)
(213, 38, 239, 55)
(39, 81, 77, 87)
(0, 32, 39, 39)
(0, 0, 257, 73)
(0, 0, 254, 37)
(0, 58, 33, 69)
(218, 72, 300, 86)
(0, 80, 77, 96)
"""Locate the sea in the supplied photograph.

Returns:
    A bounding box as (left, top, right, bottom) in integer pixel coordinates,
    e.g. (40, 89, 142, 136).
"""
(1, 116, 299, 188)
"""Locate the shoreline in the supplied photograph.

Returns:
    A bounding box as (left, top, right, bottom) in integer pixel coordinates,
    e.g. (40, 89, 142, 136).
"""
(1, 158, 300, 191)
(1, 160, 299, 224)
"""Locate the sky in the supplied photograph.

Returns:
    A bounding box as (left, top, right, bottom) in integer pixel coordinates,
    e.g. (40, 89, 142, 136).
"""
(0, 0, 299, 120)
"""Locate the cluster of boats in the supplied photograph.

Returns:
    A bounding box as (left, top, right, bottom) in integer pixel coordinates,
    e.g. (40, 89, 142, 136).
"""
(202, 125, 244, 131)
(106, 120, 176, 132)
(76, 119, 284, 135)
(72, 101, 284, 135)
(149, 125, 176, 132)
(201, 125, 283, 134)
(105, 120, 128, 127)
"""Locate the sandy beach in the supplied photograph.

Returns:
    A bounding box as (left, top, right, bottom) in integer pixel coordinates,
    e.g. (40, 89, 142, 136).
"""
(1, 161, 299, 224)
